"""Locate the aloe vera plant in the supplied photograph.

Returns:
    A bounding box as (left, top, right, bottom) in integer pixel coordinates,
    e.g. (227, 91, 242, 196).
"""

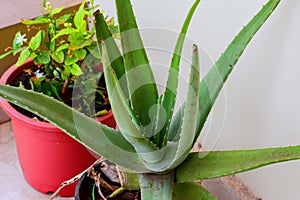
(1, 0, 299, 199)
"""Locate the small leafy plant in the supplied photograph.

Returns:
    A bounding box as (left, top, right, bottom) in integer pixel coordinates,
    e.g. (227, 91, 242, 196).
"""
(0, 0, 118, 117)
(1, 0, 300, 199)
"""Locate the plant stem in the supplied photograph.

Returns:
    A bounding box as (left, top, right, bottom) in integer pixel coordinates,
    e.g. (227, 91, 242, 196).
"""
(139, 171, 174, 200)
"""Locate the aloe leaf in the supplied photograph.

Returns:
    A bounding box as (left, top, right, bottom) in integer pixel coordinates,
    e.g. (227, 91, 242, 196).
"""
(102, 46, 162, 165)
(94, 11, 124, 80)
(140, 172, 174, 200)
(121, 170, 140, 190)
(0, 85, 147, 171)
(143, 45, 200, 172)
(173, 182, 217, 200)
(115, 0, 158, 131)
(168, 0, 281, 142)
(175, 145, 300, 183)
(164, 45, 200, 170)
(157, 0, 201, 148)
(94, 11, 128, 96)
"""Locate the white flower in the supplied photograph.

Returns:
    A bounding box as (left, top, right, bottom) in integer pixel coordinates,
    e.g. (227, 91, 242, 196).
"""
(45, 2, 52, 13)
(16, 34, 27, 46)
(34, 70, 44, 78)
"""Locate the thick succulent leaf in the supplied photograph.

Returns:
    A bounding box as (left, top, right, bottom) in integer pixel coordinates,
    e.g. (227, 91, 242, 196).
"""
(94, 12, 126, 86)
(173, 182, 217, 200)
(168, 0, 281, 142)
(175, 145, 300, 183)
(0, 85, 147, 171)
(157, 0, 201, 148)
(164, 45, 200, 170)
(122, 170, 140, 190)
(143, 45, 200, 172)
(115, 0, 158, 131)
(102, 47, 162, 165)
(139, 172, 174, 200)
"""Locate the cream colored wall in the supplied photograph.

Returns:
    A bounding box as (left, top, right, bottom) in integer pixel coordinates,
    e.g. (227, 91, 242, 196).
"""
(0, 0, 82, 29)
(96, 0, 300, 199)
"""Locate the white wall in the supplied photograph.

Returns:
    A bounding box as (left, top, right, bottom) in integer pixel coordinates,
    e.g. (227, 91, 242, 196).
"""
(96, 0, 300, 199)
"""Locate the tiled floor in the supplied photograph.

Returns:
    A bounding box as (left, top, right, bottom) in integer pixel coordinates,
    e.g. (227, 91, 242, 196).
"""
(0, 122, 73, 200)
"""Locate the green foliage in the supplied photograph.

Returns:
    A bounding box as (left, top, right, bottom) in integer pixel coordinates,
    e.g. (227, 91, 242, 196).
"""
(0, 1, 119, 117)
(1, 0, 297, 199)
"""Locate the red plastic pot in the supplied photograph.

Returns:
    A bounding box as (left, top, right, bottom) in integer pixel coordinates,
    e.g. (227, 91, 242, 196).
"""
(0, 60, 116, 196)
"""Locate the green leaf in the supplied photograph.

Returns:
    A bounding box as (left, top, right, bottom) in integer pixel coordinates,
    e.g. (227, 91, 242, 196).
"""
(43, 0, 46, 7)
(94, 12, 126, 82)
(36, 50, 50, 64)
(103, 47, 161, 164)
(0, 84, 147, 172)
(173, 182, 217, 200)
(29, 30, 45, 51)
(50, 7, 64, 17)
(144, 45, 201, 172)
(157, 0, 201, 147)
(65, 55, 78, 65)
(139, 172, 174, 200)
(13, 46, 27, 56)
(175, 146, 300, 183)
(70, 63, 83, 76)
(16, 48, 30, 67)
(86, 44, 101, 59)
(0, 50, 13, 60)
(121, 170, 140, 190)
(165, 45, 200, 170)
(56, 43, 69, 52)
(74, 1, 86, 32)
(49, 83, 62, 101)
(169, 0, 282, 143)
(51, 28, 76, 41)
(22, 17, 51, 25)
(57, 14, 72, 24)
(52, 51, 64, 63)
(115, 0, 158, 132)
(29, 52, 38, 59)
(68, 32, 94, 50)
(74, 49, 87, 60)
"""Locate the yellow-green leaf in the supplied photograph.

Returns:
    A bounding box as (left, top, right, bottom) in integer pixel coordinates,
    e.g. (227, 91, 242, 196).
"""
(16, 48, 30, 67)
(52, 51, 64, 63)
(29, 30, 45, 51)
(70, 63, 83, 76)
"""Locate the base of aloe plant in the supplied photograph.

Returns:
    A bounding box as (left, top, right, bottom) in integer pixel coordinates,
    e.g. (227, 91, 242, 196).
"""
(75, 161, 140, 200)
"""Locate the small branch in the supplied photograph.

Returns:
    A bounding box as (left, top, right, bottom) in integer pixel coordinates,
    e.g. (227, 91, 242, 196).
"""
(49, 157, 105, 200)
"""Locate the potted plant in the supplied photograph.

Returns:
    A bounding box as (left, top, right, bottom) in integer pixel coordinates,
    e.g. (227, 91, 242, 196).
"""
(0, 0, 117, 197)
(1, 0, 299, 199)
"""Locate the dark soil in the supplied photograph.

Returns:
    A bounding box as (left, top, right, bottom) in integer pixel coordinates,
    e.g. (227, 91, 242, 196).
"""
(76, 161, 141, 200)
(9, 64, 111, 121)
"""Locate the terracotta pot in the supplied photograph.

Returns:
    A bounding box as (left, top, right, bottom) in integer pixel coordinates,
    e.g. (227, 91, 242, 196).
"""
(0, 60, 116, 196)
